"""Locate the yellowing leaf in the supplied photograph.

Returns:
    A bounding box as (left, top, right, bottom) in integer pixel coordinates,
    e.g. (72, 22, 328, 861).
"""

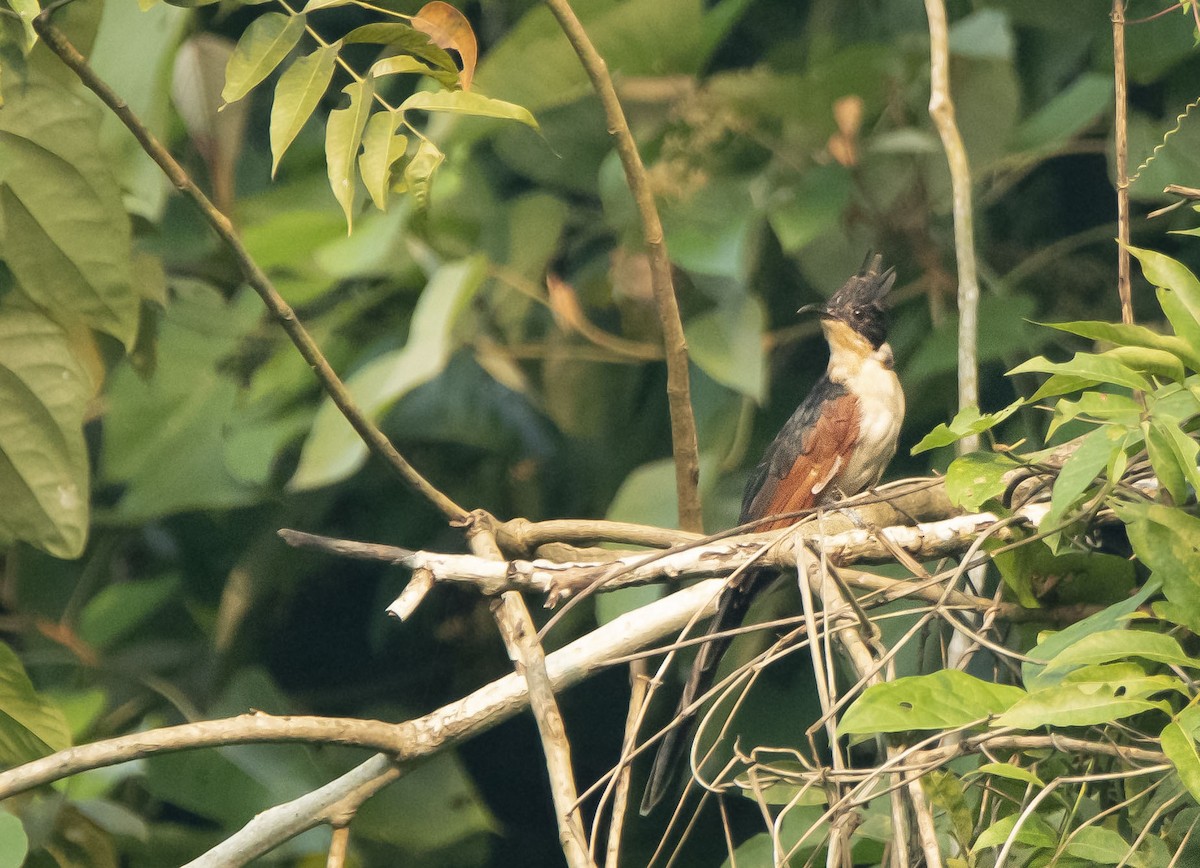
(401, 137, 444, 209)
(271, 42, 339, 176)
(223, 12, 307, 104)
(411, 1, 478, 90)
(368, 54, 460, 90)
(325, 76, 376, 231)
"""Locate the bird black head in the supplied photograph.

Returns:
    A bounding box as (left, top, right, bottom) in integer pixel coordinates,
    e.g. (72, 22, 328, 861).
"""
(798, 253, 896, 349)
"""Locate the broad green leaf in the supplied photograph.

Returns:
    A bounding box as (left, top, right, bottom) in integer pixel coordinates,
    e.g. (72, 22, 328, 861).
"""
(1015, 72, 1112, 151)
(1116, 502, 1200, 633)
(1009, 353, 1151, 392)
(222, 12, 307, 104)
(0, 307, 91, 558)
(343, 23, 457, 73)
(369, 53, 459, 90)
(399, 89, 538, 129)
(290, 257, 487, 490)
(102, 282, 272, 521)
(994, 682, 1169, 729)
(766, 165, 853, 253)
(1159, 422, 1200, 496)
(1063, 827, 1135, 865)
(1159, 285, 1200, 349)
(0, 811, 27, 868)
(270, 41, 338, 176)
(973, 813, 1058, 853)
(1037, 319, 1200, 371)
(1028, 372, 1102, 402)
(837, 670, 1024, 735)
(302, 0, 352, 9)
(1041, 425, 1125, 532)
(1041, 629, 1199, 676)
(78, 574, 181, 650)
(967, 762, 1044, 787)
(358, 110, 408, 211)
(0, 84, 137, 347)
(7, 0, 37, 52)
(1048, 391, 1141, 439)
(910, 399, 1023, 454)
(1129, 246, 1200, 330)
(1103, 345, 1185, 383)
(325, 76, 375, 231)
(1145, 420, 1188, 504)
(400, 137, 445, 209)
(0, 640, 71, 766)
(1162, 720, 1200, 803)
(944, 451, 1017, 511)
(685, 296, 766, 403)
(991, 541, 1135, 610)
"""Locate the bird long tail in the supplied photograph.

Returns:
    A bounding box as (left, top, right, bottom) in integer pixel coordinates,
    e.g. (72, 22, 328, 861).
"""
(639, 567, 774, 814)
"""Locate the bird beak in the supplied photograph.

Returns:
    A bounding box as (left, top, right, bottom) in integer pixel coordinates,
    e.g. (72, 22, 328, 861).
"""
(797, 302, 834, 319)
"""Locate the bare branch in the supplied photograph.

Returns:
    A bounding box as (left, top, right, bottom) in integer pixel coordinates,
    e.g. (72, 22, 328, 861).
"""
(1112, 0, 1135, 325)
(541, 0, 704, 533)
(924, 0, 982, 452)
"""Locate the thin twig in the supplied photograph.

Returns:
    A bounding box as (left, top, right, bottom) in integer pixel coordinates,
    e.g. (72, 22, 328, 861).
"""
(924, 0, 982, 453)
(540, 0, 704, 533)
(30, 11, 469, 524)
(1112, 0, 1135, 325)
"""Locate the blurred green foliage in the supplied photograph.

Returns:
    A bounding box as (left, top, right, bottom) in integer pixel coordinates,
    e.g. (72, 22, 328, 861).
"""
(0, 0, 1199, 863)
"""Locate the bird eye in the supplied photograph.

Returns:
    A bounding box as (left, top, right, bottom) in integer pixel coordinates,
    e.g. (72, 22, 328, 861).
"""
(851, 306, 865, 320)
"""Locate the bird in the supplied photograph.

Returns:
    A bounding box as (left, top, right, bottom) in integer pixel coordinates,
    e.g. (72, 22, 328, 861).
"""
(640, 253, 905, 814)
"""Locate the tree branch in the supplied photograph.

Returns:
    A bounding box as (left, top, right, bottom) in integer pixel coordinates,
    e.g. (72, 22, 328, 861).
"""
(541, 0, 704, 533)
(1112, 0, 1135, 325)
(31, 10, 469, 525)
(924, 0, 982, 453)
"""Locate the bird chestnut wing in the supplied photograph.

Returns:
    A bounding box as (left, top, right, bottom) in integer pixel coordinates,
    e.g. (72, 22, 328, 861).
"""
(740, 378, 861, 529)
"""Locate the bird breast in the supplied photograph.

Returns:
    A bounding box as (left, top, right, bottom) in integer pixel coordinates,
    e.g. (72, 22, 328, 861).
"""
(837, 343, 904, 494)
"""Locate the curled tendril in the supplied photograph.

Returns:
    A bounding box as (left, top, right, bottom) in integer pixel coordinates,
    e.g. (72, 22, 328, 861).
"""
(1129, 94, 1200, 187)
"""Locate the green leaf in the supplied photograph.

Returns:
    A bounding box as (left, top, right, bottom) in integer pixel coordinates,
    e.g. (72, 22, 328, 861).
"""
(290, 256, 487, 490)
(325, 76, 375, 231)
(1063, 827, 1135, 865)
(1022, 580, 1160, 689)
(1037, 319, 1200, 371)
(302, 0, 352, 9)
(1159, 285, 1200, 349)
(369, 53, 460, 90)
(766, 165, 853, 253)
(343, 23, 457, 73)
(222, 12, 307, 104)
(78, 574, 181, 650)
(837, 670, 1025, 735)
(1159, 423, 1200, 496)
(0, 811, 27, 868)
(685, 296, 766, 403)
(1145, 420, 1188, 504)
(1040, 629, 1199, 676)
(358, 110, 408, 211)
(0, 84, 137, 347)
(1102, 345, 1186, 383)
(1015, 72, 1113, 151)
(966, 762, 1045, 787)
(1028, 372, 1102, 402)
(973, 813, 1058, 853)
(910, 399, 1023, 454)
(1047, 391, 1141, 439)
(0, 640, 72, 766)
(1128, 246, 1200, 330)
(990, 541, 1134, 610)
(269, 41, 338, 176)
(400, 137, 445, 209)
(0, 307, 91, 559)
(1117, 502, 1200, 634)
(1041, 425, 1126, 532)
(994, 681, 1170, 729)
(399, 89, 539, 129)
(944, 451, 1017, 511)
(102, 282, 271, 521)
(1009, 353, 1151, 392)
(1162, 720, 1200, 804)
